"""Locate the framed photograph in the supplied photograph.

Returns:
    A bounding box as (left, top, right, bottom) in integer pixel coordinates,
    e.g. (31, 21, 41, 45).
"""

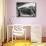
(16, 2, 36, 17)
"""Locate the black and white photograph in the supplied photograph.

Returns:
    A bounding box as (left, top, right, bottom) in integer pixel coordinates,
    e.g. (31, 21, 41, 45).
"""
(16, 2, 36, 17)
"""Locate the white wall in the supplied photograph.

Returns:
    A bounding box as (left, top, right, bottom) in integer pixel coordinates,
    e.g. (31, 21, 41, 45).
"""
(6, 0, 46, 37)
